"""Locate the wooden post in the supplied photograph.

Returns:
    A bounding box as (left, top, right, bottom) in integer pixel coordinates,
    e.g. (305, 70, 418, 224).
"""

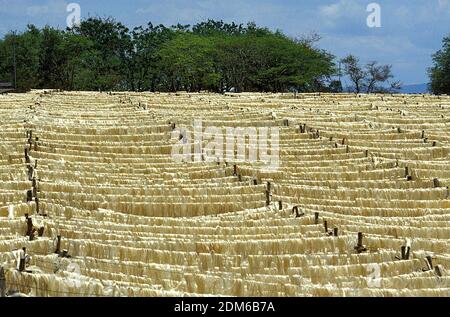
(19, 248, 26, 272)
(26, 190, 33, 202)
(421, 130, 425, 139)
(35, 197, 40, 214)
(405, 246, 410, 260)
(55, 235, 61, 254)
(253, 179, 258, 186)
(233, 165, 237, 177)
(324, 220, 328, 233)
(365, 150, 369, 157)
(265, 190, 271, 206)
(405, 167, 409, 178)
(24, 148, 30, 163)
(425, 256, 433, 270)
(34, 137, 39, 151)
(26, 218, 33, 236)
(401, 246, 406, 260)
(314, 212, 319, 225)
(433, 178, 440, 188)
(357, 232, 363, 248)
(0, 267, 5, 297)
(278, 201, 282, 210)
(333, 228, 338, 237)
(267, 182, 271, 192)
(435, 265, 443, 277)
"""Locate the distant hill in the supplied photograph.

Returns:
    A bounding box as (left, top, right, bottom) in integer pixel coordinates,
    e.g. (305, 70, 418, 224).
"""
(398, 83, 429, 94)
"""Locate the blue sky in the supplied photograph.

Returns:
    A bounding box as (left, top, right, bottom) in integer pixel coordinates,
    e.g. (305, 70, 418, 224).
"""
(0, 0, 449, 85)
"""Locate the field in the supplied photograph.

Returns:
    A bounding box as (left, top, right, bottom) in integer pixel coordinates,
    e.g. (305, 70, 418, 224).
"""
(0, 91, 449, 297)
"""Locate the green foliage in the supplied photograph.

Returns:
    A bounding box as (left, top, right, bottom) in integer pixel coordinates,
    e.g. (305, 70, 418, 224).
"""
(0, 18, 336, 92)
(429, 35, 450, 95)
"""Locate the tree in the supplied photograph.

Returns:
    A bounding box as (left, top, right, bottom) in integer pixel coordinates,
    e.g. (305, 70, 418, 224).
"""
(0, 26, 42, 90)
(71, 17, 133, 91)
(132, 23, 175, 91)
(341, 55, 399, 93)
(341, 55, 366, 93)
(429, 35, 450, 95)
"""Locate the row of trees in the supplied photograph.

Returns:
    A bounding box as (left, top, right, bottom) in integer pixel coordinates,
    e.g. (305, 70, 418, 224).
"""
(8, 17, 442, 94)
(0, 18, 340, 93)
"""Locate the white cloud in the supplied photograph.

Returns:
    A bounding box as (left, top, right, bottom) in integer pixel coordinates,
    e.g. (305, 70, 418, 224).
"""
(319, 0, 364, 18)
(26, 0, 68, 17)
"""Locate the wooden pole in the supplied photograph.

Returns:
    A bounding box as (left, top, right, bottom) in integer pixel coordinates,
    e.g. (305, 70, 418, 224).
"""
(265, 190, 271, 206)
(26, 190, 33, 202)
(401, 246, 406, 260)
(278, 200, 282, 210)
(314, 212, 319, 225)
(55, 235, 61, 254)
(435, 265, 443, 277)
(0, 267, 5, 297)
(26, 218, 33, 236)
(34, 137, 39, 151)
(324, 220, 328, 233)
(433, 178, 440, 188)
(357, 232, 363, 247)
(425, 256, 433, 270)
(19, 248, 26, 272)
(405, 246, 410, 260)
(333, 228, 338, 237)
(35, 197, 40, 214)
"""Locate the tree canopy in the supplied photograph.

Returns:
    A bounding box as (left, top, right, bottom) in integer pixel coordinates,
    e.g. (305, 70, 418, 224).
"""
(0, 18, 340, 93)
(429, 35, 450, 95)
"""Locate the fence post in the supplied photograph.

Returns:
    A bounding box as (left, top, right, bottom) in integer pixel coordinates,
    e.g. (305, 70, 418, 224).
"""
(0, 267, 5, 297)
(19, 248, 26, 272)
(433, 178, 440, 188)
(55, 235, 61, 254)
(26, 218, 33, 237)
